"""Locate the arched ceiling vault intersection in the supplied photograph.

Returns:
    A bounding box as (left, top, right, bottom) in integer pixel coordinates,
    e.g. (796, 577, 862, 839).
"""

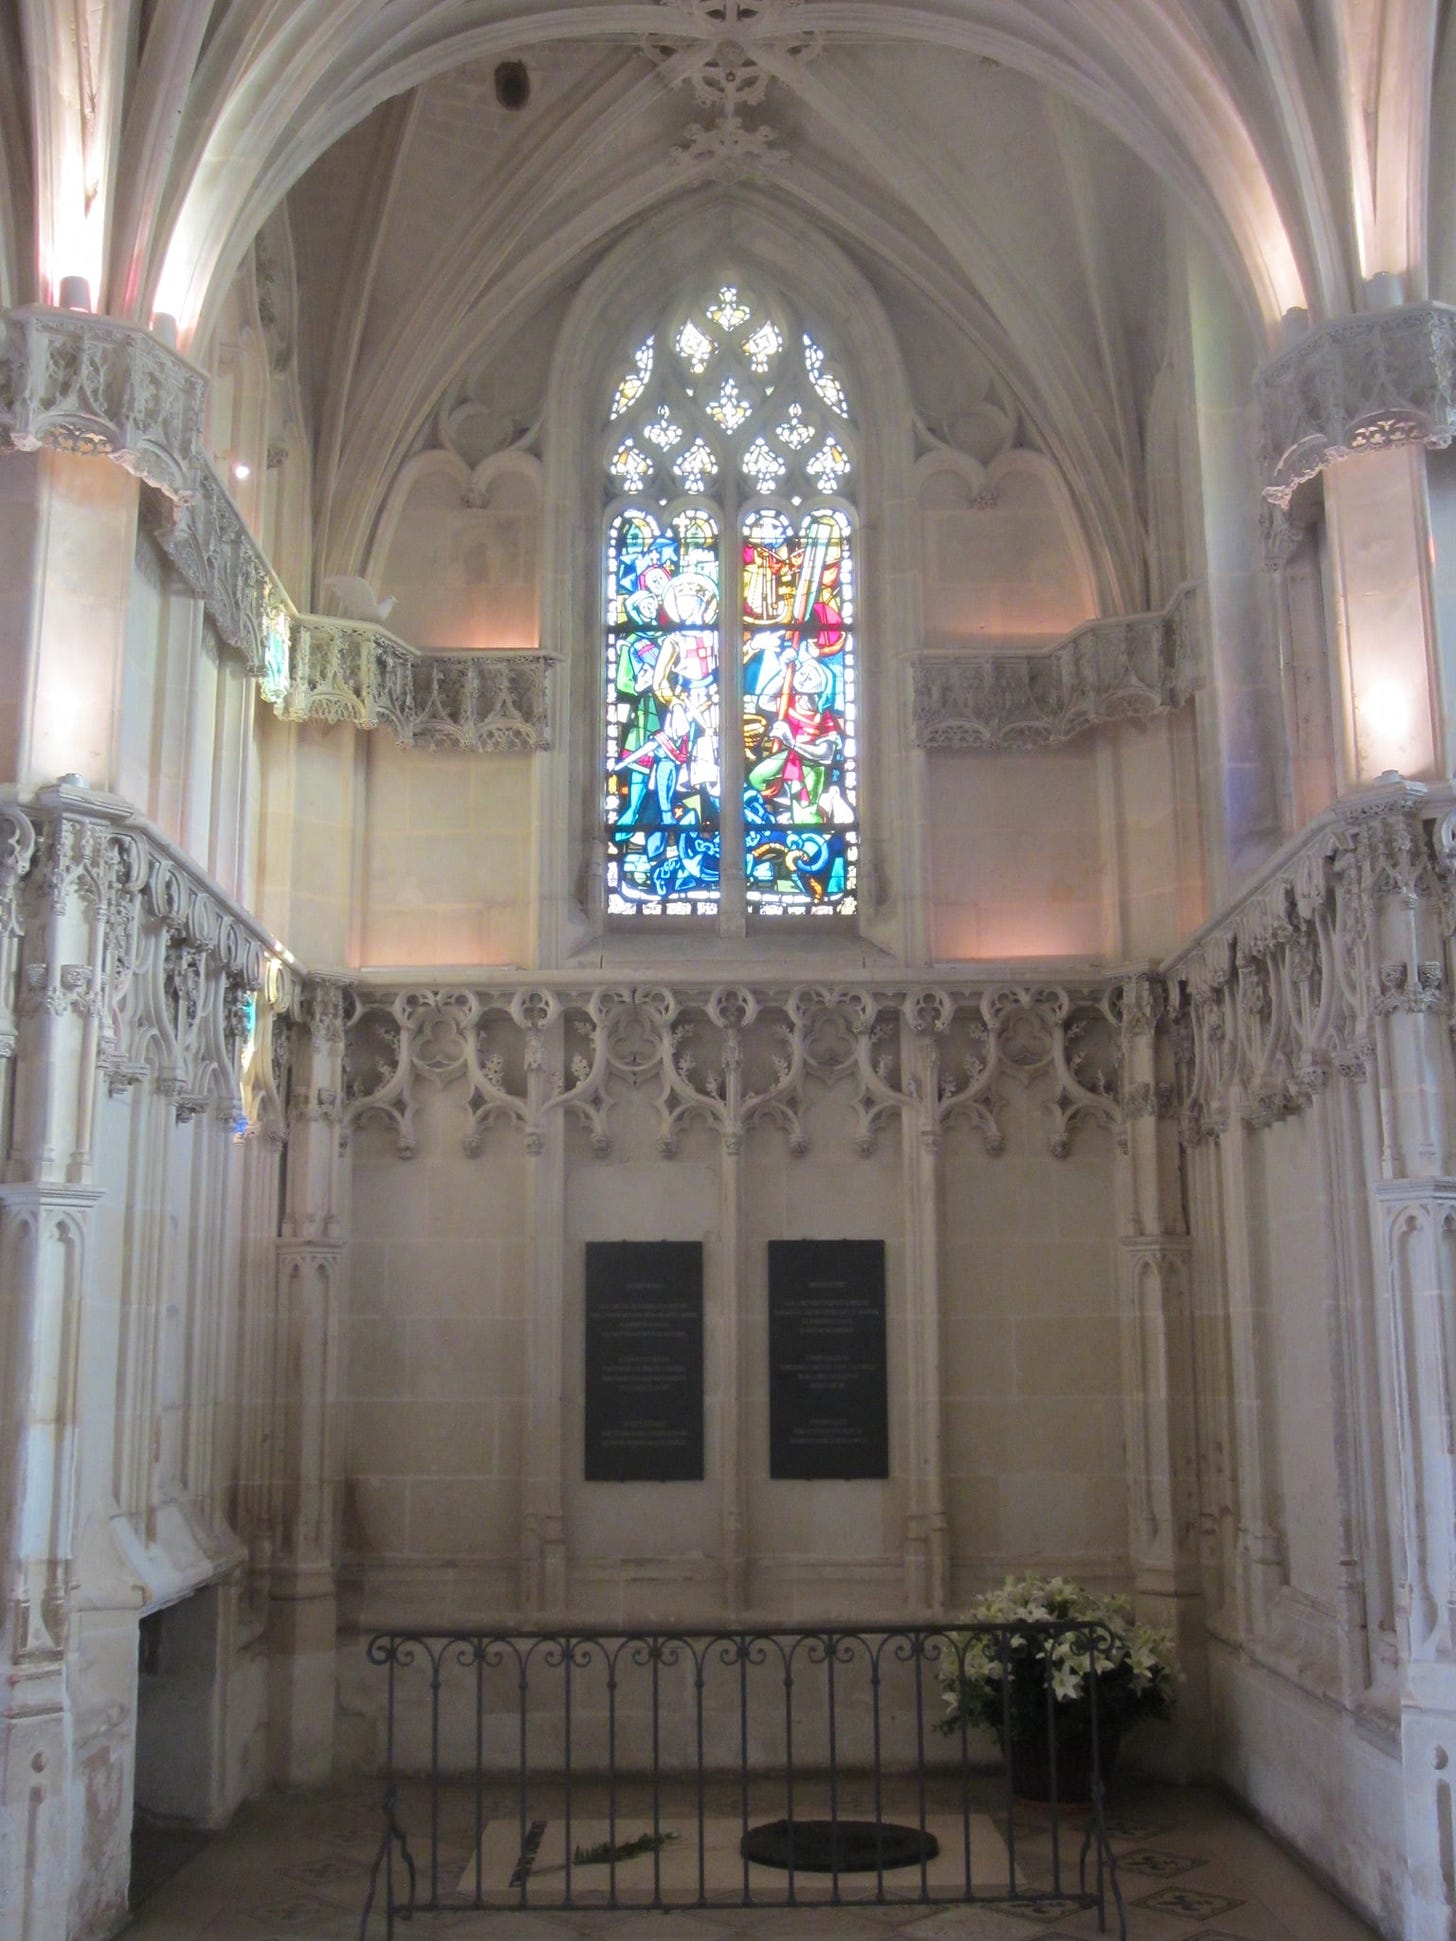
(149, 1, 1316, 347)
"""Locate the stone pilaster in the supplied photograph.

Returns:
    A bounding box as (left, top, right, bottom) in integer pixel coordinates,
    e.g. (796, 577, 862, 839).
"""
(1361, 804, 1456, 1938)
(268, 978, 345, 1786)
(902, 1020, 947, 1614)
(1115, 974, 1207, 1771)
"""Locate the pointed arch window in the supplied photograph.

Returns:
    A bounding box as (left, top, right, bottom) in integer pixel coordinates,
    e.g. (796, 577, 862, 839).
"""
(603, 283, 859, 921)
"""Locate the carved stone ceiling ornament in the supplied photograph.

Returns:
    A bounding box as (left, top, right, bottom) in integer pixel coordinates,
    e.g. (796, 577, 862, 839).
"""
(647, 0, 823, 176)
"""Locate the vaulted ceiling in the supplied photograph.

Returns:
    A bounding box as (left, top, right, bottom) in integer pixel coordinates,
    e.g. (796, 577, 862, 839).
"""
(3, 1, 1450, 605)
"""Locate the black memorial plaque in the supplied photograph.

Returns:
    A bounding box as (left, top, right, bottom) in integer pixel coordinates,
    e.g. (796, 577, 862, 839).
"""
(585, 1241, 704, 1482)
(769, 1240, 888, 1480)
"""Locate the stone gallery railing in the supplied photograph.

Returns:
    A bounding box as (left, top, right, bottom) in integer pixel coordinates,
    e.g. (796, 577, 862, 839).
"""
(358, 1621, 1126, 1937)
(283, 619, 552, 751)
(0, 306, 553, 750)
(341, 979, 1129, 1162)
(909, 584, 1201, 751)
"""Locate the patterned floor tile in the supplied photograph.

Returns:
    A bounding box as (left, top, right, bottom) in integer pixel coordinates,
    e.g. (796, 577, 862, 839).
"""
(1114, 1850, 1207, 1880)
(1132, 1886, 1245, 1920)
(244, 1892, 353, 1926)
(280, 1855, 364, 1886)
(1100, 1815, 1177, 1842)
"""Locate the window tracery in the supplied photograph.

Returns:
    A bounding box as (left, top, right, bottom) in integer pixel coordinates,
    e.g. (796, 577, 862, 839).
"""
(602, 282, 859, 920)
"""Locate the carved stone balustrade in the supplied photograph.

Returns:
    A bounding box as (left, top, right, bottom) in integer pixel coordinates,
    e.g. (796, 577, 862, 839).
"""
(283, 620, 553, 751)
(0, 305, 290, 679)
(909, 583, 1201, 750)
(0, 783, 290, 1122)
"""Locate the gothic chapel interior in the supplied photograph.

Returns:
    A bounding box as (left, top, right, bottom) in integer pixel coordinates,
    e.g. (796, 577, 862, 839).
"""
(9, 2, 1456, 1937)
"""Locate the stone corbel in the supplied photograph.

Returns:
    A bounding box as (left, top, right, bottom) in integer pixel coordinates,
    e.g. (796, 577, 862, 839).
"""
(909, 582, 1202, 751)
(0, 306, 206, 503)
(1257, 303, 1456, 558)
(0, 304, 289, 679)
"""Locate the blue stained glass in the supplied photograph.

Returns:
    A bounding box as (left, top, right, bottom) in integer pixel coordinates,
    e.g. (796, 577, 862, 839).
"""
(741, 507, 857, 914)
(604, 508, 722, 915)
(262, 606, 290, 704)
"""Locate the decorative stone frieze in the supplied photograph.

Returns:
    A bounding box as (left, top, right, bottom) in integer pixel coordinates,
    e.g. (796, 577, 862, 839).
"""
(909, 583, 1201, 750)
(283, 619, 553, 751)
(343, 979, 1125, 1162)
(1168, 783, 1456, 1145)
(1257, 302, 1456, 509)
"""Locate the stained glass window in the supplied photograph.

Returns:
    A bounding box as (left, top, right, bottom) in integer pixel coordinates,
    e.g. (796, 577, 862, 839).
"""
(604, 508, 722, 915)
(603, 283, 857, 921)
(741, 508, 856, 913)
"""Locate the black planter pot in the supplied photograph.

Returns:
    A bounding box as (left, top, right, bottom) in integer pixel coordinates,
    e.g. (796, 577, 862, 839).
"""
(1004, 1720, 1121, 1804)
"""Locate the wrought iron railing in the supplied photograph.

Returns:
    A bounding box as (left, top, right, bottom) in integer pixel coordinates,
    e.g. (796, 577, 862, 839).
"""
(358, 1622, 1127, 1937)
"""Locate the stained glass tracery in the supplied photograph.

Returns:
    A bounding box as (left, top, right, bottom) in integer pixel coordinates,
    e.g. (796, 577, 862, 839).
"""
(603, 284, 858, 920)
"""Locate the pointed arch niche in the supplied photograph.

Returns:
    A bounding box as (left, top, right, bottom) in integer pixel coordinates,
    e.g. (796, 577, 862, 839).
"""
(539, 197, 921, 969)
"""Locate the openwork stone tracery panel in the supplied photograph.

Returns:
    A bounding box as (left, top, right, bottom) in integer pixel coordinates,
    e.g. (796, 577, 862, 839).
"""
(343, 981, 1125, 1161)
(910, 583, 1202, 751)
(1170, 786, 1456, 1151)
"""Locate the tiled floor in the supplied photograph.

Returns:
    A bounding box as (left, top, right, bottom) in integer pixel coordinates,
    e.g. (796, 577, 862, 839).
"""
(121, 1776, 1381, 1941)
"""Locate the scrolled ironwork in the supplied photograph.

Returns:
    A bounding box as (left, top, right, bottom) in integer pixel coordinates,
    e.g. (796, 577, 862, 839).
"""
(357, 1620, 1127, 1937)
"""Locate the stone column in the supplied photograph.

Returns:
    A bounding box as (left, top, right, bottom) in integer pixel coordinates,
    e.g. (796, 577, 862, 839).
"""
(1113, 974, 1207, 1771)
(268, 978, 345, 1786)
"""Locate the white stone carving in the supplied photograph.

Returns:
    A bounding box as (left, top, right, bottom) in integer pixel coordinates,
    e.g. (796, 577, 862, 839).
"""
(1169, 783, 1456, 1143)
(0, 310, 555, 748)
(647, 0, 822, 111)
(0, 305, 206, 502)
(910, 583, 1202, 750)
(344, 979, 1124, 1162)
(1257, 302, 1456, 509)
(670, 116, 783, 179)
(152, 462, 287, 680)
(284, 618, 553, 751)
(648, 0, 819, 174)
(12, 789, 274, 1124)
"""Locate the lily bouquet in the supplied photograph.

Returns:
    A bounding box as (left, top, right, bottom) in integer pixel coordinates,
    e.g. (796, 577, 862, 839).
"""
(937, 1574, 1177, 1792)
